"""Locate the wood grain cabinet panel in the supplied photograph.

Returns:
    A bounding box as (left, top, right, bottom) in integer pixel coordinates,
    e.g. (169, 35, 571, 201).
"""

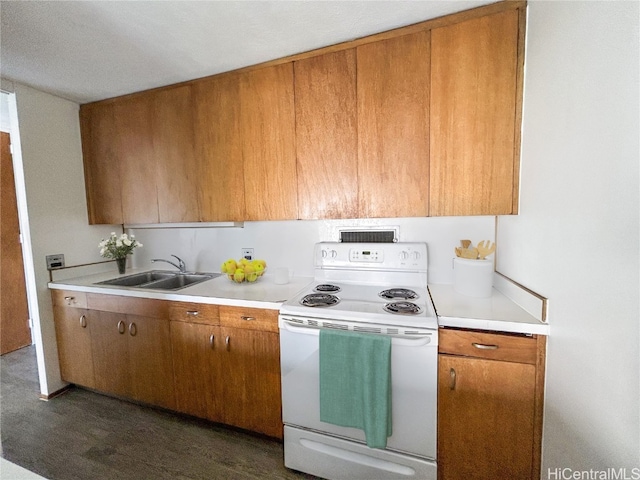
(152, 85, 200, 223)
(219, 326, 282, 438)
(438, 327, 545, 480)
(193, 74, 245, 222)
(170, 321, 222, 421)
(357, 31, 430, 218)
(53, 306, 95, 388)
(112, 95, 159, 224)
(430, 9, 521, 216)
(438, 355, 536, 480)
(240, 63, 298, 221)
(294, 49, 358, 219)
(80, 103, 123, 225)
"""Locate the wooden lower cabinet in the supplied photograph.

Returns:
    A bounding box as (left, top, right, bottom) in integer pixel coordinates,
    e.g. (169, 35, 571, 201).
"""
(170, 304, 283, 439)
(90, 310, 176, 410)
(437, 328, 545, 480)
(53, 292, 283, 439)
(170, 321, 222, 421)
(53, 305, 95, 388)
(219, 326, 282, 438)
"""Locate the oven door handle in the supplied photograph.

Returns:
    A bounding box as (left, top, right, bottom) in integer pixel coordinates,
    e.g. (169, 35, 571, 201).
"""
(280, 320, 435, 346)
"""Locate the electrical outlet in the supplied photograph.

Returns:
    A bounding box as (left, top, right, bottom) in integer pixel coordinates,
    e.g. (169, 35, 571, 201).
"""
(46, 254, 65, 270)
(241, 248, 253, 260)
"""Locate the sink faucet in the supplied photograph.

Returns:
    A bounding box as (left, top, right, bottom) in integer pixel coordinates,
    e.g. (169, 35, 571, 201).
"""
(151, 254, 186, 273)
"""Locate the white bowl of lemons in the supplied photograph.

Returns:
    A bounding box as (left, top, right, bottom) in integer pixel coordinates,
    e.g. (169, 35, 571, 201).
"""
(221, 258, 267, 283)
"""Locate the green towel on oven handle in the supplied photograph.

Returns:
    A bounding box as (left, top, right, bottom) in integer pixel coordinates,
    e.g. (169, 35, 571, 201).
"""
(319, 328, 392, 449)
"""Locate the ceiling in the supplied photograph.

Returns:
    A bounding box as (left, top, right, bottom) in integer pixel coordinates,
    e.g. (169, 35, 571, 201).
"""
(1, 0, 494, 104)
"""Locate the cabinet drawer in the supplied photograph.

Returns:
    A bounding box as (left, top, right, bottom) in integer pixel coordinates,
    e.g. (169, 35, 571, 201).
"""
(439, 328, 537, 364)
(169, 302, 219, 325)
(86, 294, 170, 318)
(51, 290, 88, 309)
(219, 306, 278, 333)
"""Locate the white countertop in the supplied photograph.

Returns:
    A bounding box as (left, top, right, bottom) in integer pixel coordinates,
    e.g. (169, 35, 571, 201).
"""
(49, 269, 549, 335)
(48, 268, 313, 310)
(429, 283, 549, 335)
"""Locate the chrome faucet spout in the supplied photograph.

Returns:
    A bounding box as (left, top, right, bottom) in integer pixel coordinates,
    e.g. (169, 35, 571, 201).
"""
(151, 255, 186, 273)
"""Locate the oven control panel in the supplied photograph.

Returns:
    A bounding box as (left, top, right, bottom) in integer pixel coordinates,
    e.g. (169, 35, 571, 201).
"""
(349, 248, 383, 263)
(315, 242, 428, 271)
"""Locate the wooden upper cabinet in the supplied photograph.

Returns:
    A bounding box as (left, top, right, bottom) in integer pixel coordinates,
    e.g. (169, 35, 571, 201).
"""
(193, 74, 245, 222)
(357, 32, 430, 218)
(294, 49, 358, 219)
(430, 8, 521, 216)
(153, 85, 200, 223)
(112, 94, 159, 224)
(80, 103, 123, 224)
(240, 63, 298, 221)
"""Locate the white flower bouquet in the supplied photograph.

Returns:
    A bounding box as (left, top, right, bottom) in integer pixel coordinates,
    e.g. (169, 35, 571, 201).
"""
(99, 232, 143, 260)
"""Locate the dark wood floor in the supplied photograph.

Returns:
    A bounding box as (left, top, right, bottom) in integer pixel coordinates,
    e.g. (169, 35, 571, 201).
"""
(0, 346, 318, 480)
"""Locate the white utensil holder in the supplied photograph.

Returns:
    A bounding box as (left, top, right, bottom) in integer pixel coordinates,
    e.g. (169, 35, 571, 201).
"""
(453, 258, 493, 298)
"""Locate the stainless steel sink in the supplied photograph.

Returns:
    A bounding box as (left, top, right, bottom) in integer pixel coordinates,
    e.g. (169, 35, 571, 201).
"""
(96, 270, 219, 290)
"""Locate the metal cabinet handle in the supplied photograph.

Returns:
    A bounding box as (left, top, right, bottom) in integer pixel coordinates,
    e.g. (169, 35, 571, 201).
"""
(225, 336, 230, 351)
(209, 334, 215, 350)
(129, 322, 137, 337)
(186, 311, 199, 317)
(472, 343, 499, 350)
(64, 296, 75, 305)
(240, 316, 255, 321)
(79, 315, 87, 328)
(450, 368, 457, 390)
(117, 320, 125, 334)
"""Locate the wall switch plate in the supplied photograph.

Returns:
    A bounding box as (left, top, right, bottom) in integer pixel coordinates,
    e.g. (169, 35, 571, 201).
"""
(46, 254, 65, 270)
(241, 248, 253, 260)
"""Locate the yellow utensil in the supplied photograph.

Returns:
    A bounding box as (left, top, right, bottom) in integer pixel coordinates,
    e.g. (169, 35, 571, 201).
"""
(477, 240, 496, 259)
(459, 247, 479, 259)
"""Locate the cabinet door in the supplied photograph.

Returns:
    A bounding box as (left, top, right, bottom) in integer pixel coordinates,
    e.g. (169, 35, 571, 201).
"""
(127, 314, 176, 410)
(91, 310, 131, 397)
(294, 49, 358, 219)
(53, 306, 95, 388)
(357, 32, 430, 218)
(438, 355, 536, 480)
(193, 74, 245, 221)
(170, 321, 222, 422)
(80, 104, 123, 224)
(153, 85, 200, 223)
(220, 327, 283, 438)
(240, 63, 297, 221)
(113, 95, 159, 224)
(430, 9, 520, 216)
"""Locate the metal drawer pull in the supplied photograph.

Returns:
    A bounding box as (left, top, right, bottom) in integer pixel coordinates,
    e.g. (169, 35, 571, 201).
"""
(129, 322, 137, 336)
(117, 320, 125, 334)
(209, 334, 215, 349)
(186, 311, 199, 317)
(225, 336, 230, 351)
(240, 316, 255, 321)
(64, 296, 75, 305)
(79, 315, 87, 328)
(472, 343, 499, 350)
(450, 368, 457, 390)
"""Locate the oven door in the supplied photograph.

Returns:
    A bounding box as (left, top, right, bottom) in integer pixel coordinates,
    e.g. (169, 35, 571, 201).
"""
(279, 316, 438, 459)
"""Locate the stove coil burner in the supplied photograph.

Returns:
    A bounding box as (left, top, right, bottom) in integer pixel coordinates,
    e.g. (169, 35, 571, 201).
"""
(379, 288, 419, 300)
(301, 293, 340, 308)
(383, 301, 422, 315)
(314, 284, 341, 293)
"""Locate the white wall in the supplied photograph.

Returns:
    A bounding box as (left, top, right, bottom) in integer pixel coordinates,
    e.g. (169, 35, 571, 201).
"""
(129, 216, 496, 285)
(12, 83, 119, 395)
(497, 1, 639, 471)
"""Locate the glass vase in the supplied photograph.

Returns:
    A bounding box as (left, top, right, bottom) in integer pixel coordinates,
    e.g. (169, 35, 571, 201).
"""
(116, 257, 127, 274)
